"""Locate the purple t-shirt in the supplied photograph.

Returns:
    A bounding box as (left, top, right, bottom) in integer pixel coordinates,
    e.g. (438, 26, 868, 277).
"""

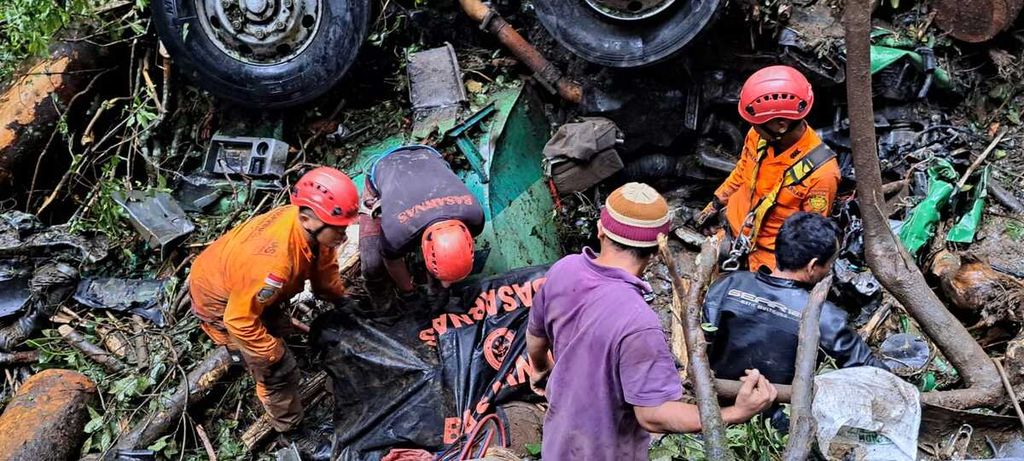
(528, 248, 683, 461)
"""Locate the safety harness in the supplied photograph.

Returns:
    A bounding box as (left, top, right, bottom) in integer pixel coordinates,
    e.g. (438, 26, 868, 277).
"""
(721, 138, 836, 271)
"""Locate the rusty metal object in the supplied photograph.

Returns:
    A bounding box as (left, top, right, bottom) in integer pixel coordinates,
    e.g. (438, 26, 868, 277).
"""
(0, 43, 103, 195)
(0, 369, 97, 460)
(934, 0, 1024, 43)
(458, 0, 582, 103)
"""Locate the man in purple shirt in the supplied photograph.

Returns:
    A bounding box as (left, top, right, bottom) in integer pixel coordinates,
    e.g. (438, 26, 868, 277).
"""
(527, 183, 777, 460)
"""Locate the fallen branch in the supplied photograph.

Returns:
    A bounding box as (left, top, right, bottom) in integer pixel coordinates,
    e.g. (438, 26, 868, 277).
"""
(58, 325, 127, 373)
(844, 0, 1003, 409)
(782, 275, 832, 461)
(993, 358, 1024, 430)
(0, 350, 40, 365)
(714, 378, 792, 403)
(658, 235, 732, 460)
(989, 181, 1024, 214)
(241, 371, 329, 451)
(195, 424, 218, 461)
(955, 127, 1007, 192)
(112, 348, 232, 452)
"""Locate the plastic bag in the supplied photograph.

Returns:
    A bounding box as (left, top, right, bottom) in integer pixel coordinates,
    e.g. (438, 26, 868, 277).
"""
(898, 159, 958, 258)
(813, 367, 921, 460)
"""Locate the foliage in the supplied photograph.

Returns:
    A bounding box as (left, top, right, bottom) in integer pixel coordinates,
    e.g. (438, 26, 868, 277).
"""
(649, 414, 788, 461)
(0, 0, 95, 82)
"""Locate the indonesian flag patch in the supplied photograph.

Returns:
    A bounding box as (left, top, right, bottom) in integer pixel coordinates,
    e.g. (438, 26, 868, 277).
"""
(257, 274, 286, 303)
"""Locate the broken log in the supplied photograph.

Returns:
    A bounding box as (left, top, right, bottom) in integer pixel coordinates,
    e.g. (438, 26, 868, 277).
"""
(241, 371, 328, 451)
(782, 275, 832, 461)
(58, 325, 128, 373)
(0, 350, 39, 365)
(989, 181, 1024, 214)
(658, 234, 732, 461)
(934, 0, 1024, 43)
(845, 0, 1004, 409)
(0, 369, 97, 460)
(0, 43, 106, 197)
(112, 347, 232, 452)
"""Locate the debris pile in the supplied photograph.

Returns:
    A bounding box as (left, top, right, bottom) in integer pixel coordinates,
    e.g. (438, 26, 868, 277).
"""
(3, 0, 1024, 459)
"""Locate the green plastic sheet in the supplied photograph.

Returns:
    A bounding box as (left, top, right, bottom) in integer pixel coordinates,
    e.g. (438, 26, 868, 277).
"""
(947, 167, 990, 244)
(898, 159, 959, 258)
(870, 28, 952, 89)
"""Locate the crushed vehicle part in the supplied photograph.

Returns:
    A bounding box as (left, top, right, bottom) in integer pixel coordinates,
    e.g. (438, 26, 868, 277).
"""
(74, 278, 170, 326)
(898, 158, 958, 259)
(0, 263, 80, 351)
(174, 175, 281, 213)
(934, 0, 1024, 43)
(112, 190, 195, 255)
(832, 258, 882, 321)
(408, 44, 467, 138)
(580, 80, 696, 152)
(352, 85, 562, 275)
(445, 103, 498, 183)
(532, 0, 723, 67)
(152, 0, 370, 107)
(778, 1, 846, 86)
(947, 167, 989, 244)
(0, 276, 31, 321)
(204, 135, 290, 179)
(930, 250, 1024, 325)
(0, 211, 107, 263)
(542, 117, 624, 194)
(812, 367, 920, 461)
(880, 333, 931, 376)
(0, 369, 96, 461)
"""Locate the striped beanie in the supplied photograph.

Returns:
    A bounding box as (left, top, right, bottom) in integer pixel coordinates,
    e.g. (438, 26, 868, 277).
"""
(600, 182, 671, 248)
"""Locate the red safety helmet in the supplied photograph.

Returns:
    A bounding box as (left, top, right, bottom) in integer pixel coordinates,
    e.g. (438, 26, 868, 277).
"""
(738, 65, 814, 125)
(421, 219, 475, 283)
(290, 167, 359, 226)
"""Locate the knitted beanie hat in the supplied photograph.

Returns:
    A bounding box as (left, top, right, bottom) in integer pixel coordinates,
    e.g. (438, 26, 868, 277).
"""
(600, 182, 671, 248)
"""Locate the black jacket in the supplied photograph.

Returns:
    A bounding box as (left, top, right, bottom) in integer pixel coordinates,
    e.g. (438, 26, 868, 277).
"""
(703, 270, 886, 385)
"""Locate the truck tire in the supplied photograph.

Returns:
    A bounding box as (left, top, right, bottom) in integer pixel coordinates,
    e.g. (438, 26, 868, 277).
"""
(533, 0, 722, 68)
(152, 0, 370, 108)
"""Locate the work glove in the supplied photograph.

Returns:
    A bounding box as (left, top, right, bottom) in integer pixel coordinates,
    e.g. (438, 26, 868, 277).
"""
(695, 197, 724, 235)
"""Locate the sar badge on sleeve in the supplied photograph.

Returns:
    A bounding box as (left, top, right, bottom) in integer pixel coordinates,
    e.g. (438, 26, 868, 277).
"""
(807, 193, 829, 214)
(257, 274, 286, 303)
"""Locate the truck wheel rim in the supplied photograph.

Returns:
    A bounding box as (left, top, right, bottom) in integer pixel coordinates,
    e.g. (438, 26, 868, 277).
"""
(196, 0, 322, 65)
(584, 0, 677, 20)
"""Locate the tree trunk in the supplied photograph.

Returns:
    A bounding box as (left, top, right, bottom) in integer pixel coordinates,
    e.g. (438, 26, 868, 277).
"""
(934, 0, 1024, 43)
(782, 275, 832, 461)
(844, 0, 1004, 409)
(658, 235, 733, 460)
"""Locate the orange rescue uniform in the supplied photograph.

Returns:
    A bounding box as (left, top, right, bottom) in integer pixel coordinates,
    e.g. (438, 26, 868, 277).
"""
(189, 205, 346, 431)
(714, 126, 840, 272)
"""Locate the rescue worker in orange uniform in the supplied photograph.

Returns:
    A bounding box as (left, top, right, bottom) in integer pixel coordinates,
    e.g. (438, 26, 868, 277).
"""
(359, 145, 484, 305)
(695, 65, 840, 272)
(189, 167, 358, 433)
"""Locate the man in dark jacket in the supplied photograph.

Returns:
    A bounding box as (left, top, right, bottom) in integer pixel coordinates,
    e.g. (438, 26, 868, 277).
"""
(703, 212, 886, 385)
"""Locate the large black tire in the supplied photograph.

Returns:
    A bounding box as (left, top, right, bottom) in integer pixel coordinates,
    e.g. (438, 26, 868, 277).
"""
(152, 0, 370, 108)
(533, 0, 722, 68)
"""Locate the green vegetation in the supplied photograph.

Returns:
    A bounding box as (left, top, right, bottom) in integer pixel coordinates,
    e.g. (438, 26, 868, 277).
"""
(649, 414, 788, 461)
